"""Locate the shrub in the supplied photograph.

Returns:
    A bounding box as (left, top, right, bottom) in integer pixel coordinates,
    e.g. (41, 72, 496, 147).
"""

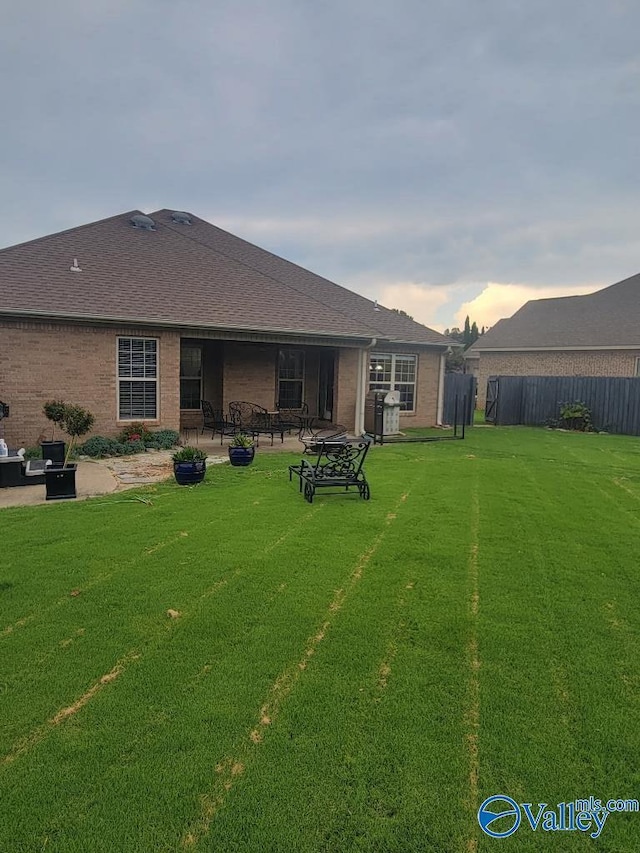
(112, 441, 135, 456)
(149, 429, 180, 450)
(81, 429, 180, 458)
(559, 400, 593, 431)
(126, 439, 146, 454)
(80, 436, 119, 458)
(23, 446, 43, 460)
(118, 422, 154, 444)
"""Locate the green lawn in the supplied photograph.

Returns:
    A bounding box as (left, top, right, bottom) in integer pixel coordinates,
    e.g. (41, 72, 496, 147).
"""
(1, 427, 639, 852)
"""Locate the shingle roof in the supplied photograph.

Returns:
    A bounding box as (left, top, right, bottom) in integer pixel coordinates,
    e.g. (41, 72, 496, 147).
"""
(0, 209, 452, 347)
(467, 273, 640, 352)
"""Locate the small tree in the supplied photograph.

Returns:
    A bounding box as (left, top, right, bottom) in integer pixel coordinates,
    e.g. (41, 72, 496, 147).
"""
(43, 400, 67, 440)
(61, 405, 95, 465)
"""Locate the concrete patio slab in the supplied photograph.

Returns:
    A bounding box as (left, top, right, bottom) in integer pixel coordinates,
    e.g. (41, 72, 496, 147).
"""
(0, 435, 304, 509)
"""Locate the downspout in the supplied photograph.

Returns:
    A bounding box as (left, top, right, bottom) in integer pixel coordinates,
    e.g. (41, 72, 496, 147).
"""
(436, 348, 448, 426)
(355, 337, 377, 435)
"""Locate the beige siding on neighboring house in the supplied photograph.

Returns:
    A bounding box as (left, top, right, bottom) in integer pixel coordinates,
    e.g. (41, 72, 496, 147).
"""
(477, 349, 640, 408)
(0, 319, 181, 447)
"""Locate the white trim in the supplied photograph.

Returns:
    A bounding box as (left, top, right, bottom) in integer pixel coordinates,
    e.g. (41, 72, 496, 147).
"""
(1, 307, 447, 348)
(368, 351, 418, 412)
(471, 345, 640, 353)
(436, 352, 446, 425)
(116, 336, 159, 421)
(355, 349, 366, 435)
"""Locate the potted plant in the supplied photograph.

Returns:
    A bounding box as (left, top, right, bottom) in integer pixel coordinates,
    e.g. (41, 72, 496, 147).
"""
(44, 403, 95, 500)
(559, 400, 593, 432)
(41, 399, 68, 466)
(228, 432, 255, 467)
(172, 446, 208, 485)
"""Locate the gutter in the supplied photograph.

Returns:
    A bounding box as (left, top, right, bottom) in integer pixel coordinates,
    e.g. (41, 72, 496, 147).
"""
(470, 344, 640, 353)
(436, 350, 447, 426)
(0, 308, 376, 345)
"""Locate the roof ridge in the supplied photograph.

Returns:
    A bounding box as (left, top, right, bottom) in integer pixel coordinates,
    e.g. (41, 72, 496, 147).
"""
(154, 210, 383, 339)
(0, 210, 144, 256)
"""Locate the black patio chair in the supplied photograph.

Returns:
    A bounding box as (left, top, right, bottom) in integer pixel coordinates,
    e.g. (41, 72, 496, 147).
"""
(277, 402, 309, 434)
(201, 400, 236, 444)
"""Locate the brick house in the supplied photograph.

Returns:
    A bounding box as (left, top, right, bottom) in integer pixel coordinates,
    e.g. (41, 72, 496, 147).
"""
(466, 273, 640, 406)
(0, 209, 454, 447)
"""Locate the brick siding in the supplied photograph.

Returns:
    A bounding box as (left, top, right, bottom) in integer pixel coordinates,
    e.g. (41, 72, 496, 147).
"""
(477, 349, 640, 408)
(0, 320, 444, 447)
(0, 319, 181, 447)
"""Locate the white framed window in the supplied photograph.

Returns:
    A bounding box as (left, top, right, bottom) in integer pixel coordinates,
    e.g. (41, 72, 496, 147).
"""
(369, 352, 417, 411)
(118, 337, 158, 419)
(278, 349, 305, 409)
(635, 356, 640, 377)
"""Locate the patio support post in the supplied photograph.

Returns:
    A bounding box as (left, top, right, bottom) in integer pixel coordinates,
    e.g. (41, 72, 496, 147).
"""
(355, 338, 376, 435)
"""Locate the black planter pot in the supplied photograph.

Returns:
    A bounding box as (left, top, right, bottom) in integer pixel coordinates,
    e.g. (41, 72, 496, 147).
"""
(173, 460, 207, 486)
(41, 440, 66, 467)
(228, 446, 255, 467)
(45, 464, 77, 500)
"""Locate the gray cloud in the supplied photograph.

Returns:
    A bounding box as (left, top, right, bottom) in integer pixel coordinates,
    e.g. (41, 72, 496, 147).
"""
(2, 0, 639, 327)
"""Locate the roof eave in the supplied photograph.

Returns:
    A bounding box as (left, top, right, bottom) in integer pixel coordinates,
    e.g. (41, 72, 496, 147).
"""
(471, 344, 640, 353)
(0, 307, 378, 343)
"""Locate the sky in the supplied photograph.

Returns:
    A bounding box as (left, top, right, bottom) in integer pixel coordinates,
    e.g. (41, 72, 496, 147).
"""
(2, 0, 639, 332)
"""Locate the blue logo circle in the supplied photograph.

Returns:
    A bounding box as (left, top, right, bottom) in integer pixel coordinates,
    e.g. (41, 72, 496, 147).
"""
(478, 795, 521, 838)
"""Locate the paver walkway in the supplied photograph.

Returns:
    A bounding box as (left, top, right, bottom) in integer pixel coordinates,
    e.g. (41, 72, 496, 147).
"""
(0, 435, 303, 509)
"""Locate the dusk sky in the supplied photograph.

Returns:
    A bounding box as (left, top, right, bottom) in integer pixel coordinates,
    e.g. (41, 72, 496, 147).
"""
(2, 1, 639, 331)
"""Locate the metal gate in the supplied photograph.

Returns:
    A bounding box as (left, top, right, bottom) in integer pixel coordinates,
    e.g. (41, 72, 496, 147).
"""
(485, 377, 499, 423)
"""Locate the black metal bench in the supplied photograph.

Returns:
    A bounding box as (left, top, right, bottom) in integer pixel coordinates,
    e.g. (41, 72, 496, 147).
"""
(288, 439, 371, 503)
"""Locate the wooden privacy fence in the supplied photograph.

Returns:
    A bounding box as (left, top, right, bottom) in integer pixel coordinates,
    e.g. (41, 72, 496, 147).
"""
(485, 375, 640, 435)
(443, 373, 476, 426)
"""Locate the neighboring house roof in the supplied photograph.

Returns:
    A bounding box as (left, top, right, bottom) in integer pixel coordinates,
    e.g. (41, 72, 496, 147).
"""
(467, 273, 640, 352)
(0, 209, 452, 347)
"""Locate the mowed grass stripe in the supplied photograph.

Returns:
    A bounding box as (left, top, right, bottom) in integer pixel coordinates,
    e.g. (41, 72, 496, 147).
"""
(0, 473, 320, 639)
(197, 468, 475, 853)
(0, 459, 412, 850)
(474, 438, 640, 851)
(0, 473, 334, 747)
(465, 477, 481, 853)
(1, 432, 639, 851)
(179, 485, 415, 849)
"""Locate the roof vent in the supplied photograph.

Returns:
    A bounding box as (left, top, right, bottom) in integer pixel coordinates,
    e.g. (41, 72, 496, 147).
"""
(70, 257, 82, 272)
(171, 211, 192, 225)
(130, 214, 156, 231)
